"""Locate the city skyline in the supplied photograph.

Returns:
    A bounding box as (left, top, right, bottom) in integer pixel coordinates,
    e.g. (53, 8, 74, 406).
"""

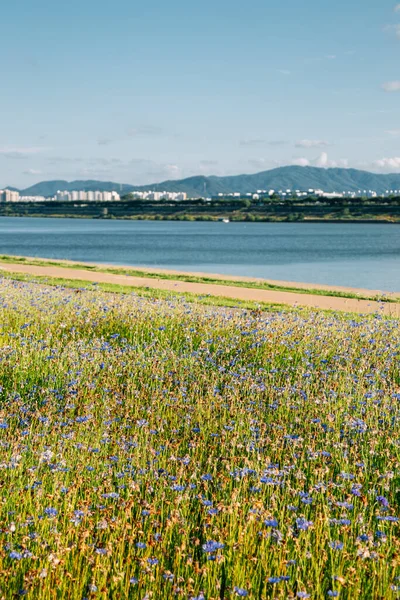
(1, 0, 400, 187)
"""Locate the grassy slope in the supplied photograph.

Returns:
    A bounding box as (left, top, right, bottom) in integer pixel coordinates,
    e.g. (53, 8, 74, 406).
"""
(0, 278, 399, 598)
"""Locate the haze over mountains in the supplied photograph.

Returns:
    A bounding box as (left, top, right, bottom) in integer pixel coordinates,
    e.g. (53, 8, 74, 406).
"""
(8, 166, 400, 198)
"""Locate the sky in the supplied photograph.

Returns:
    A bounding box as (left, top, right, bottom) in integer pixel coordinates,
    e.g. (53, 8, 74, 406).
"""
(1, 0, 400, 188)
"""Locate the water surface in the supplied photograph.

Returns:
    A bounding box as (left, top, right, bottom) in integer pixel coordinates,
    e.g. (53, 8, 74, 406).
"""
(0, 218, 399, 291)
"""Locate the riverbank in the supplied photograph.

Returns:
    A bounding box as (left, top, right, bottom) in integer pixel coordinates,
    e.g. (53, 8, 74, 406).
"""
(1, 254, 399, 300)
(1, 256, 399, 316)
(1, 197, 400, 222)
(0, 213, 399, 223)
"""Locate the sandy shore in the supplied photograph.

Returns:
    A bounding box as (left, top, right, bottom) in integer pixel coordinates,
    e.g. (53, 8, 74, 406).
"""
(2, 254, 400, 297)
(0, 259, 399, 316)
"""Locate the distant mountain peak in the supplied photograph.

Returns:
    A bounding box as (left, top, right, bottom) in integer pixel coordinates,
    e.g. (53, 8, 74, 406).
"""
(7, 166, 400, 198)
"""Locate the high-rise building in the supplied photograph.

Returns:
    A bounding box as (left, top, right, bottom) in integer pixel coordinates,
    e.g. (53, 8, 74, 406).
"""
(0, 190, 20, 202)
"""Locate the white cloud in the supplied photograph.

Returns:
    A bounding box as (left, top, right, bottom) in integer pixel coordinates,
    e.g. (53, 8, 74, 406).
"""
(382, 81, 400, 92)
(316, 153, 348, 168)
(291, 157, 310, 167)
(295, 139, 330, 148)
(315, 152, 329, 167)
(277, 69, 291, 76)
(291, 153, 348, 169)
(373, 157, 400, 171)
(23, 169, 42, 175)
(395, 3, 400, 12)
(384, 23, 400, 38)
(386, 129, 400, 136)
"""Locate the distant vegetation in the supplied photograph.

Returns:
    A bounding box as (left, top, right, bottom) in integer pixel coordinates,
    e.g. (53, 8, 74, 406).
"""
(1, 195, 400, 222)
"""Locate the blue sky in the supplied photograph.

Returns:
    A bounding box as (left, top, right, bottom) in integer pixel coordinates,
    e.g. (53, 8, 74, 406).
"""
(1, 0, 400, 187)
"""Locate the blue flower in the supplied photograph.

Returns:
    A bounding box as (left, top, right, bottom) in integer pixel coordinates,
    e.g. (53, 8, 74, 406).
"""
(375, 530, 387, 540)
(136, 542, 146, 549)
(76, 415, 91, 423)
(301, 496, 313, 505)
(330, 519, 351, 526)
(208, 508, 219, 515)
(171, 485, 185, 492)
(234, 588, 248, 597)
(202, 540, 224, 553)
(296, 518, 313, 531)
(376, 495, 389, 508)
(264, 519, 279, 528)
(329, 541, 344, 551)
(44, 507, 57, 518)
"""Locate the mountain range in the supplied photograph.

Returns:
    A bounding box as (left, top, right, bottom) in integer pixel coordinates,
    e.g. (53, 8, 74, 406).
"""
(7, 166, 400, 198)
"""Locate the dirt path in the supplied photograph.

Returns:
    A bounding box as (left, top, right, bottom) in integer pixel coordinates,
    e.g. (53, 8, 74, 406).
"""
(4, 254, 400, 297)
(0, 262, 399, 316)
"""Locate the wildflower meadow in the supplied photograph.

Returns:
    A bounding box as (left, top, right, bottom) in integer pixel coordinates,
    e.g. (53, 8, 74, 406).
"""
(0, 278, 399, 599)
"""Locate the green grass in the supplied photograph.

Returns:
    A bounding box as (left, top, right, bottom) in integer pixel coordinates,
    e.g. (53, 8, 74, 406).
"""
(0, 269, 289, 313)
(0, 276, 399, 598)
(0, 254, 398, 303)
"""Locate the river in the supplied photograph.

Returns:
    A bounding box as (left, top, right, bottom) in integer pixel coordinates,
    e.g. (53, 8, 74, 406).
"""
(0, 218, 399, 291)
